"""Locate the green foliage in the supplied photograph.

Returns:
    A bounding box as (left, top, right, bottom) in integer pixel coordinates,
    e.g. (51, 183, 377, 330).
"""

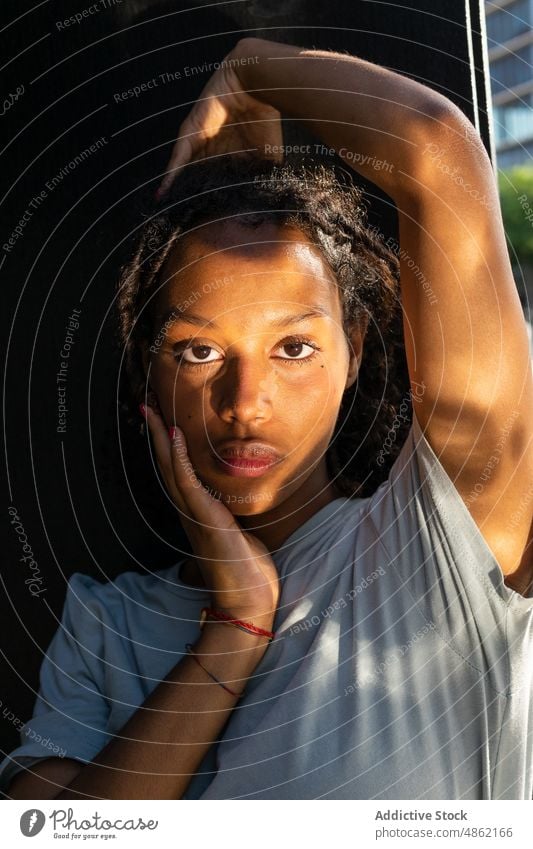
(498, 166, 533, 267)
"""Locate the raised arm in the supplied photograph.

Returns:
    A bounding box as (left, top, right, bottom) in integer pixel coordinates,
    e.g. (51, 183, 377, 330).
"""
(162, 37, 533, 590)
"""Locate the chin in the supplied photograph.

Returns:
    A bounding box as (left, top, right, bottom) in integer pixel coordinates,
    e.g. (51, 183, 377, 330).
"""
(217, 488, 276, 517)
(194, 458, 281, 510)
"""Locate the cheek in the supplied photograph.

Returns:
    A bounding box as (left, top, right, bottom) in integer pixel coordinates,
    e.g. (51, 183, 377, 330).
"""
(149, 363, 195, 423)
(274, 365, 346, 435)
(255, 364, 341, 410)
(293, 361, 344, 404)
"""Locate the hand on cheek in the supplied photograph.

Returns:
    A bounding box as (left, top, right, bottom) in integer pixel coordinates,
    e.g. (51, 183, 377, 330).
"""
(138, 401, 281, 617)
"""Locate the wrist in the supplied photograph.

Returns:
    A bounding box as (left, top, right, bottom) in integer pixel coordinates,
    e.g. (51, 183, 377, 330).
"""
(207, 603, 276, 634)
(195, 619, 272, 669)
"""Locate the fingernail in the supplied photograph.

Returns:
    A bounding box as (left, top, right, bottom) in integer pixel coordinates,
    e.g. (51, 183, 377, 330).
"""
(139, 403, 147, 419)
(168, 426, 177, 440)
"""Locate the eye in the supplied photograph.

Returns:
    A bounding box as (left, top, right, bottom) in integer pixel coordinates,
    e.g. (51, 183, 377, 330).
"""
(174, 344, 223, 366)
(274, 336, 320, 363)
(172, 335, 321, 368)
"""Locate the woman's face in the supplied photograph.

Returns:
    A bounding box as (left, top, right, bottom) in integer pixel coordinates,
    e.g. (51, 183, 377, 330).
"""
(144, 219, 365, 516)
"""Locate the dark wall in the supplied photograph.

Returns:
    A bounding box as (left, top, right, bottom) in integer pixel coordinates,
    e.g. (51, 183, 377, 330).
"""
(0, 0, 492, 779)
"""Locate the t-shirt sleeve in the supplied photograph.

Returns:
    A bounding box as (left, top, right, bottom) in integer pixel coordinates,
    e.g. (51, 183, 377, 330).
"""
(0, 573, 112, 795)
(364, 406, 533, 690)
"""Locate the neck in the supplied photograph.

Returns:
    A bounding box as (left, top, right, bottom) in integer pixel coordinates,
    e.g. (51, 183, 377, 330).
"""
(237, 478, 343, 553)
(177, 467, 345, 589)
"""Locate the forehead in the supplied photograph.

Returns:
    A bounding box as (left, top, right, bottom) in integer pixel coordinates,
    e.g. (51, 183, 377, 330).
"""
(154, 220, 341, 324)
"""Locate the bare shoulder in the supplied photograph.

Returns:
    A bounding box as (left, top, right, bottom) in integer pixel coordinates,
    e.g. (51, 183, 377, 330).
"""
(7, 757, 83, 799)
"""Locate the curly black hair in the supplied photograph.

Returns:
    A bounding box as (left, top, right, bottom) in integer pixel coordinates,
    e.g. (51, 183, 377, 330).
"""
(116, 155, 411, 498)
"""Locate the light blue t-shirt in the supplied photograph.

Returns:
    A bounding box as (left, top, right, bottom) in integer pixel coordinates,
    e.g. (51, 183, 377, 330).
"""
(1, 411, 532, 799)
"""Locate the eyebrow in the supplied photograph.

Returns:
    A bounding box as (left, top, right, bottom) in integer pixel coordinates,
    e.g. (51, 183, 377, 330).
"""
(158, 306, 331, 331)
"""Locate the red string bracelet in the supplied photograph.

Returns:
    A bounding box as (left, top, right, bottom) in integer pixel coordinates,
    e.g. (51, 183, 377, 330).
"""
(185, 643, 245, 698)
(200, 607, 275, 641)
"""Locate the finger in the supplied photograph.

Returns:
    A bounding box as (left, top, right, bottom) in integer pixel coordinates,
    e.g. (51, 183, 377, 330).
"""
(168, 426, 240, 534)
(143, 405, 188, 513)
(157, 76, 230, 195)
(143, 404, 237, 535)
(158, 134, 195, 196)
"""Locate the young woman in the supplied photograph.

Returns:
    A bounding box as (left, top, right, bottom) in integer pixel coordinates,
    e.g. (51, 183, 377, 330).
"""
(2, 37, 532, 801)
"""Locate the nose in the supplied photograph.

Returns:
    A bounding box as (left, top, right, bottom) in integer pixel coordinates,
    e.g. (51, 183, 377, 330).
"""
(215, 356, 277, 425)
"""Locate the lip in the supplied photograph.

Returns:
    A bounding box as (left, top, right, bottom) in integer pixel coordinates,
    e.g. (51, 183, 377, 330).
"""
(213, 440, 282, 478)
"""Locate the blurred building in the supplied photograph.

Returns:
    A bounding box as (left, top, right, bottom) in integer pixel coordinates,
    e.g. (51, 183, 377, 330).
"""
(485, 0, 533, 168)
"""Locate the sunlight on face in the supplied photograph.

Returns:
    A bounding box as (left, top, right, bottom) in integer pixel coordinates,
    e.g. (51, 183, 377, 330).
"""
(146, 220, 363, 516)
